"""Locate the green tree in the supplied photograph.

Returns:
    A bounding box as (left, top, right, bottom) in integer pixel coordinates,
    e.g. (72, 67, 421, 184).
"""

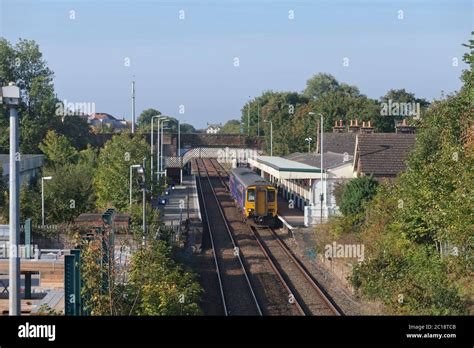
(43, 162, 96, 223)
(220, 119, 241, 134)
(350, 36, 473, 315)
(39, 130, 78, 168)
(137, 108, 161, 131)
(339, 176, 378, 224)
(94, 132, 150, 211)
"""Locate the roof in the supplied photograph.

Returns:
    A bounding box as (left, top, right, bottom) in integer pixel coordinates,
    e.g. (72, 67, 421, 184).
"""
(322, 132, 357, 155)
(231, 167, 272, 187)
(285, 151, 353, 169)
(256, 156, 322, 173)
(89, 113, 117, 121)
(356, 133, 416, 176)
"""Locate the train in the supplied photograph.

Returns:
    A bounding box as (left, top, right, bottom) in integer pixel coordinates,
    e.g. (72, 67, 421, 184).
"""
(229, 167, 278, 226)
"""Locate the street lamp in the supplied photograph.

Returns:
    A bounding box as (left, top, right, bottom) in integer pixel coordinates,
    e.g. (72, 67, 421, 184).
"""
(157, 117, 170, 182)
(41, 176, 52, 226)
(264, 119, 273, 156)
(247, 96, 251, 136)
(151, 115, 166, 185)
(163, 118, 181, 183)
(129, 164, 141, 206)
(305, 137, 313, 153)
(309, 111, 324, 223)
(1, 81, 21, 315)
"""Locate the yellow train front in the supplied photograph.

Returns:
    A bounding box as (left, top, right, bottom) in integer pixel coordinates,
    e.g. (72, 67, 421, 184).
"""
(229, 167, 278, 226)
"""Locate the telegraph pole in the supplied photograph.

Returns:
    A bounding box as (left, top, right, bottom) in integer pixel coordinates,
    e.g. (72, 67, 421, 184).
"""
(131, 80, 136, 134)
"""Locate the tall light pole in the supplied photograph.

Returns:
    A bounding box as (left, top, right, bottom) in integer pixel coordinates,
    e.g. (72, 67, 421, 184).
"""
(130, 164, 141, 206)
(151, 115, 164, 184)
(257, 105, 260, 137)
(163, 118, 181, 183)
(131, 80, 136, 134)
(156, 117, 169, 183)
(247, 96, 251, 136)
(264, 120, 273, 156)
(309, 112, 324, 222)
(2, 81, 21, 315)
(140, 157, 146, 236)
(41, 176, 52, 226)
(305, 137, 313, 153)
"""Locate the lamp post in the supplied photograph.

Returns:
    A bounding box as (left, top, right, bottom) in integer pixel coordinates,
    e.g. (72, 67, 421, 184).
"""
(309, 112, 324, 223)
(305, 137, 313, 153)
(264, 119, 273, 156)
(157, 117, 170, 182)
(1, 81, 21, 315)
(150, 115, 163, 182)
(247, 96, 251, 136)
(130, 164, 141, 206)
(163, 118, 181, 183)
(41, 176, 52, 226)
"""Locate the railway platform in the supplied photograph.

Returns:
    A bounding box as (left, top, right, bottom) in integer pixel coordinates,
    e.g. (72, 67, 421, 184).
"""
(159, 176, 202, 251)
(277, 196, 305, 229)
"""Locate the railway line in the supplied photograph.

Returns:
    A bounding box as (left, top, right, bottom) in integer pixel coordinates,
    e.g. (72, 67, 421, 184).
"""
(203, 158, 342, 316)
(195, 158, 262, 315)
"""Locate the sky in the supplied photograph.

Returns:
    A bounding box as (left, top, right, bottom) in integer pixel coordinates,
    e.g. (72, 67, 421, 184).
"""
(0, 0, 472, 128)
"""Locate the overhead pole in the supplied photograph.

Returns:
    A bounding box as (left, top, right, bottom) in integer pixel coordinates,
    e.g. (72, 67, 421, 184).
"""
(131, 80, 136, 134)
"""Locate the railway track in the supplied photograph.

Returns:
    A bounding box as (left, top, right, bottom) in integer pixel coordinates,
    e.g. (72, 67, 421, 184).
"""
(206, 158, 342, 316)
(195, 158, 262, 316)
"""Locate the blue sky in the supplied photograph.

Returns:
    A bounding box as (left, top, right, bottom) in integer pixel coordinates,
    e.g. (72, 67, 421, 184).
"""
(0, 0, 472, 128)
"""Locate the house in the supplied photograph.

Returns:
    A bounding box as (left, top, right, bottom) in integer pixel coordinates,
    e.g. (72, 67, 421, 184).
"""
(88, 113, 130, 132)
(206, 123, 221, 134)
(353, 133, 417, 180)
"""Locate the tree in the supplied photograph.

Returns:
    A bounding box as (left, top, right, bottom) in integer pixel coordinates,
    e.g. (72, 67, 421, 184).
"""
(39, 130, 78, 168)
(137, 108, 161, 130)
(94, 132, 150, 211)
(303, 73, 341, 100)
(339, 176, 378, 224)
(220, 119, 241, 134)
(43, 162, 96, 223)
(350, 36, 473, 314)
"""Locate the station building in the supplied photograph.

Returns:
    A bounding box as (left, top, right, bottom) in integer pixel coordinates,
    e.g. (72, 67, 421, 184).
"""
(248, 152, 353, 226)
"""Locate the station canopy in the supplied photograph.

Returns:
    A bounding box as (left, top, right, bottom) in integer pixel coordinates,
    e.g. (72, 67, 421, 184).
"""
(249, 156, 323, 180)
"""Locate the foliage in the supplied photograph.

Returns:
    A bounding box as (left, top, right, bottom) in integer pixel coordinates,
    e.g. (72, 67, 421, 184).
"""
(127, 237, 202, 315)
(220, 119, 241, 134)
(94, 132, 150, 211)
(43, 162, 96, 223)
(137, 108, 161, 131)
(339, 176, 378, 225)
(39, 130, 78, 168)
(350, 37, 473, 314)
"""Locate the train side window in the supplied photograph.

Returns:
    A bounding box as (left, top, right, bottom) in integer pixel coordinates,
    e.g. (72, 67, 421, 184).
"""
(247, 189, 255, 202)
(267, 189, 275, 202)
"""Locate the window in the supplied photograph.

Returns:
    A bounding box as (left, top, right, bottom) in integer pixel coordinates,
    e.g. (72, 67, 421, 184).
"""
(267, 189, 275, 202)
(247, 189, 255, 202)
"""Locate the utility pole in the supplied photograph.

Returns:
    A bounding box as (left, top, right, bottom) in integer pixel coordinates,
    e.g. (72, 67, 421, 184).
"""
(142, 157, 146, 237)
(247, 96, 250, 136)
(2, 82, 21, 315)
(257, 106, 260, 137)
(131, 80, 136, 134)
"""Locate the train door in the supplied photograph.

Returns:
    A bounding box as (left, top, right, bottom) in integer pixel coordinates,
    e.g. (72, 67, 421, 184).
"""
(255, 188, 267, 217)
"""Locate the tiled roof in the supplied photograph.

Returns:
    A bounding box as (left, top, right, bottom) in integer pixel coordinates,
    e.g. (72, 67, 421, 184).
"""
(356, 133, 416, 176)
(89, 113, 117, 121)
(322, 132, 357, 155)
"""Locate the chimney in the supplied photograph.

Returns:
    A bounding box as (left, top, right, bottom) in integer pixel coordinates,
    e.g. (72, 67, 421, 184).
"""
(349, 119, 361, 133)
(361, 120, 374, 134)
(395, 118, 416, 134)
(332, 119, 345, 133)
